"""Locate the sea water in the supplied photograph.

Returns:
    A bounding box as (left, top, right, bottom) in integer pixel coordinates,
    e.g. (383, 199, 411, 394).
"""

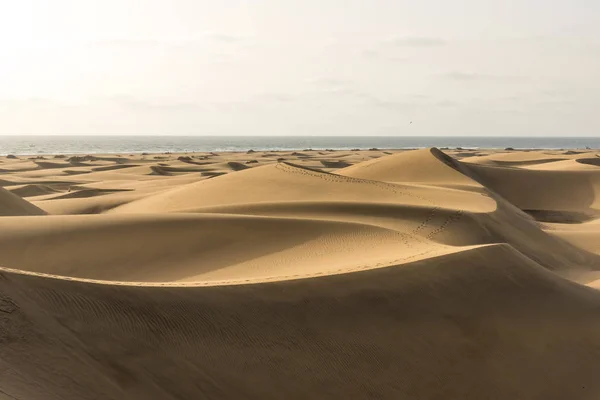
(1, 136, 599, 155)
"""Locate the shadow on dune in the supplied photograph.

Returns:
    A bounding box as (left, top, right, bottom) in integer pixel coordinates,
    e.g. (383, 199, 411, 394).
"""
(2, 245, 600, 399)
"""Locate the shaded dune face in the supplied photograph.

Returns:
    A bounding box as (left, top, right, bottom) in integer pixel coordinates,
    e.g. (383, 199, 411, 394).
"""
(0, 187, 46, 216)
(2, 147, 600, 399)
(3, 245, 600, 400)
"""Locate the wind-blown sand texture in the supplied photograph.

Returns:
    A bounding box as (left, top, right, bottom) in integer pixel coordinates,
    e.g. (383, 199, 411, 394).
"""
(2, 147, 600, 399)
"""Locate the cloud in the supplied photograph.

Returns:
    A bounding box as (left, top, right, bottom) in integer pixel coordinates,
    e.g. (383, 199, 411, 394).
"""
(434, 100, 459, 107)
(361, 49, 407, 62)
(442, 72, 486, 81)
(304, 77, 413, 110)
(335, 90, 409, 109)
(206, 100, 258, 112)
(103, 95, 202, 112)
(440, 71, 520, 83)
(203, 32, 245, 43)
(303, 77, 420, 111)
(315, 37, 338, 48)
(256, 93, 297, 103)
(366, 98, 414, 110)
(91, 38, 165, 49)
(305, 78, 353, 87)
(535, 98, 578, 106)
(362, 36, 443, 61)
(0, 98, 56, 107)
(503, 95, 523, 101)
(384, 36, 447, 47)
(91, 32, 245, 49)
(361, 49, 380, 59)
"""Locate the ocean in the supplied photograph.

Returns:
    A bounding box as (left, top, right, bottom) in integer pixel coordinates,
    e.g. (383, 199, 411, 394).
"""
(0, 136, 599, 155)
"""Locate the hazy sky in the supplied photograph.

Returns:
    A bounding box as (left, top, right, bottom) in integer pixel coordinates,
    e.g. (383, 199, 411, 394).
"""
(1, 0, 599, 136)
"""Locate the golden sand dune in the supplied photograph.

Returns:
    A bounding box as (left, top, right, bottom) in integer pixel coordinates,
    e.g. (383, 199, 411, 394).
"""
(0, 187, 46, 216)
(2, 147, 600, 399)
(8, 183, 62, 198)
(338, 147, 477, 185)
(521, 159, 600, 171)
(109, 160, 493, 214)
(466, 163, 600, 218)
(3, 245, 600, 399)
(462, 150, 569, 166)
(0, 214, 459, 282)
(545, 220, 600, 256)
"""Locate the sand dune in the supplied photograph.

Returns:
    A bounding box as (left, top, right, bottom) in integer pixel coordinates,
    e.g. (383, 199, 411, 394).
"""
(466, 163, 600, 218)
(8, 184, 62, 198)
(2, 147, 600, 399)
(338, 148, 477, 186)
(0, 187, 46, 216)
(3, 245, 600, 399)
(462, 150, 569, 166)
(0, 214, 459, 283)
(109, 161, 493, 214)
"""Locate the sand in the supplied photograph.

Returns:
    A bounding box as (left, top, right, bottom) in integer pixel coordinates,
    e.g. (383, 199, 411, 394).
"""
(2, 147, 600, 399)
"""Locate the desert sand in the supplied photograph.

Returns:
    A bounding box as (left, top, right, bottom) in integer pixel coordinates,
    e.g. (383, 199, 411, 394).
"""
(2, 147, 600, 399)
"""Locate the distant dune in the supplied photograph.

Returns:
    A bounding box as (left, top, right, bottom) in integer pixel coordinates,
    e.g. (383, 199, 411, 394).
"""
(2, 147, 600, 399)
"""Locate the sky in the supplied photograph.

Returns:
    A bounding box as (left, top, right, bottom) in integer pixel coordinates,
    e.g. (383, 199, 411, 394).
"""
(1, 0, 599, 136)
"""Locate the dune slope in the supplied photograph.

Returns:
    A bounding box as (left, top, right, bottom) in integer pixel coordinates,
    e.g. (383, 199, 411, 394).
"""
(338, 147, 478, 186)
(0, 214, 459, 282)
(0, 187, 46, 216)
(2, 245, 600, 400)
